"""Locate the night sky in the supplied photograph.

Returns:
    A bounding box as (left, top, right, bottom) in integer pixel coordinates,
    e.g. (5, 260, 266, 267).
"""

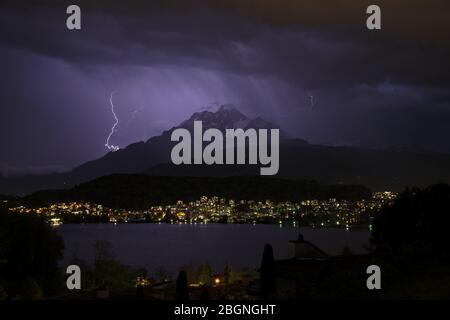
(0, 0, 449, 175)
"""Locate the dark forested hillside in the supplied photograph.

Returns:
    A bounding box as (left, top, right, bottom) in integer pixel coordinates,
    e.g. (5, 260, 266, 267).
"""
(24, 174, 372, 209)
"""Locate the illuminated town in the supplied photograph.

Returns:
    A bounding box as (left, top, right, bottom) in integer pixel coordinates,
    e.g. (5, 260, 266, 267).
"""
(7, 192, 397, 228)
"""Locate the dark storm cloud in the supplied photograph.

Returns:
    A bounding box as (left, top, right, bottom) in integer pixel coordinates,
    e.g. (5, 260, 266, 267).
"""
(0, 0, 449, 172)
(1, 0, 449, 89)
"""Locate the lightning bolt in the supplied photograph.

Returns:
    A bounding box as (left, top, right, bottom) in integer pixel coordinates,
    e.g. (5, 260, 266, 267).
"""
(121, 107, 142, 132)
(308, 93, 314, 108)
(105, 91, 120, 152)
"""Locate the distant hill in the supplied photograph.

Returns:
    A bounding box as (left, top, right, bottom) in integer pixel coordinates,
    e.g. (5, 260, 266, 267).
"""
(145, 139, 450, 191)
(0, 194, 16, 201)
(24, 174, 372, 209)
(2, 105, 450, 195)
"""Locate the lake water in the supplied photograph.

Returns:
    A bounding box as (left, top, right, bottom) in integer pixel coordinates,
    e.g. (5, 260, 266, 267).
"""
(57, 224, 370, 274)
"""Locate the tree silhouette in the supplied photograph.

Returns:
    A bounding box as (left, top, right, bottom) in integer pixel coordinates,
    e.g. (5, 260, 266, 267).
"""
(259, 243, 276, 298)
(0, 208, 64, 298)
(92, 240, 131, 290)
(224, 262, 231, 286)
(155, 266, 171, 282)
(373, 183, 450, 258)
(176, 270, 189, 301)
(200, 285, 210, 301)
(198, 263, 212, 285)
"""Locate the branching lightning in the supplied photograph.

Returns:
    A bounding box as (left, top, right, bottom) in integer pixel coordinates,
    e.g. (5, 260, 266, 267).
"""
(122, 107, 142, 132)
(105, 91, 120, 152)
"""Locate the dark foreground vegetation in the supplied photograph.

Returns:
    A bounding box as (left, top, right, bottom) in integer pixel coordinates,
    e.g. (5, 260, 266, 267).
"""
(0, 208, 63, 299)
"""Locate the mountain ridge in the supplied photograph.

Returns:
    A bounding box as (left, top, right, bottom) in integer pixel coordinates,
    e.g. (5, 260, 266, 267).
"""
(2, 105, 450, 195)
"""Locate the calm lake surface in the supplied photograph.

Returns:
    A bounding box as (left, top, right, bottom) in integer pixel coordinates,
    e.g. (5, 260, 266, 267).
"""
(57, 224, 370, 273)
